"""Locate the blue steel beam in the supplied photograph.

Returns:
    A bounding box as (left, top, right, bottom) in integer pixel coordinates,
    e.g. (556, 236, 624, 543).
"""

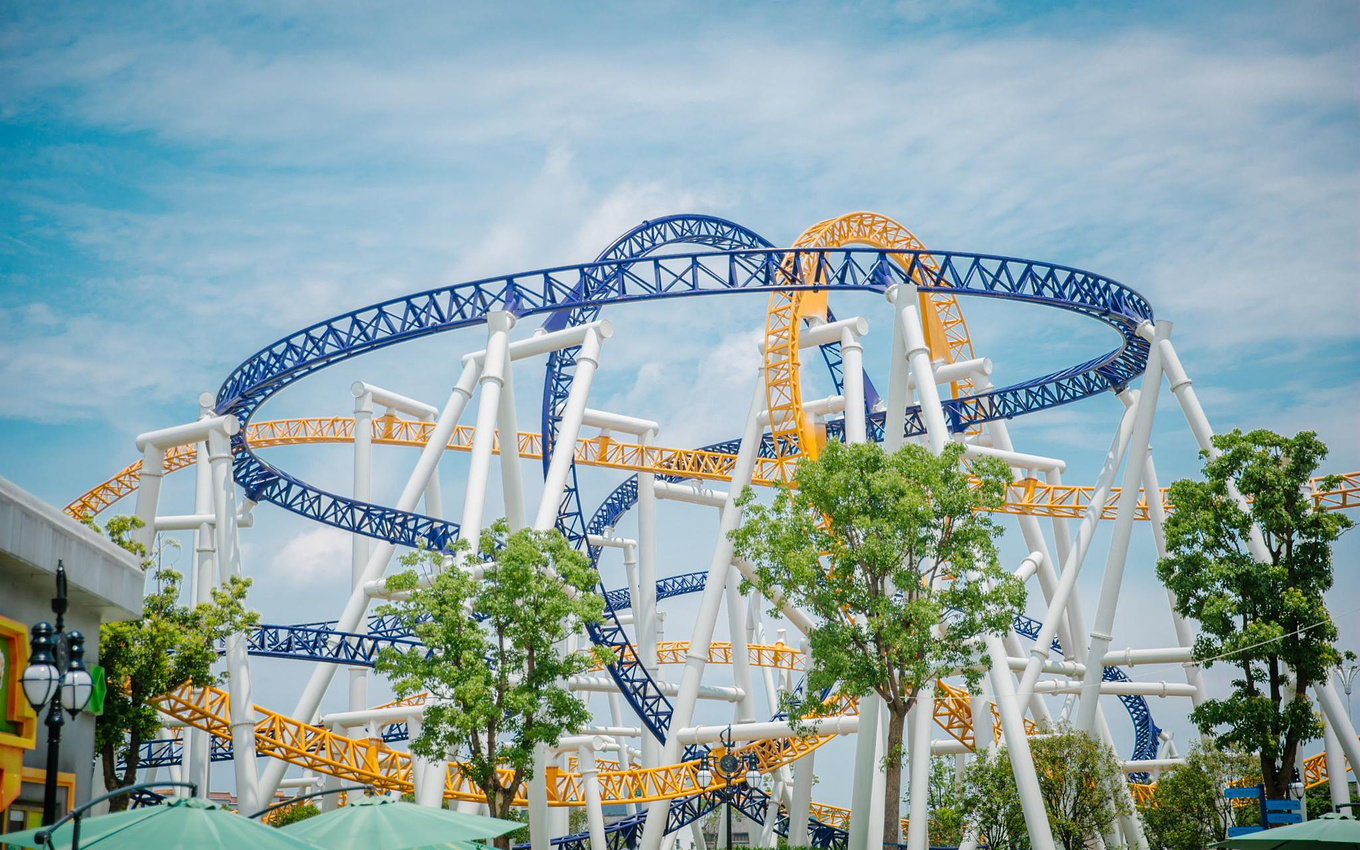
(207, 221, 1154, 848)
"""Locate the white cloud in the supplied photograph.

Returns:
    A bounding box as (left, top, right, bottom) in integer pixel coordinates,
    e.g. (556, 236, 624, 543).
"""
(267, 526, 351, 587)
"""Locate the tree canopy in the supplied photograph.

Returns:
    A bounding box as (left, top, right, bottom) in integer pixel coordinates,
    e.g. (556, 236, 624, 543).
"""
(961, 725, 1130, 850)
(730, 439, 1026, 842)
(375, 519, 608, 836)
(1143, 743, 1258, 850)
(87, 515, 257, 810)
(1156, 429, 1351, 798)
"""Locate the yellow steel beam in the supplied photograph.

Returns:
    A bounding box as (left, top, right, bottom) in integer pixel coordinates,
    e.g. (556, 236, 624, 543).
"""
(66, 416, 1358, 523)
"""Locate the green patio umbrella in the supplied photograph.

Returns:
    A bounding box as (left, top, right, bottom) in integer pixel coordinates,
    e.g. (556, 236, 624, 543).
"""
(1213, 812, 1360, 850)
(280, 796, 524, 850)
(1, 797, 322, 850)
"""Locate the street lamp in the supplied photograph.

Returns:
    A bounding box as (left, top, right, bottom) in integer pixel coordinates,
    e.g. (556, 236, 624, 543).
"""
(695, 728, 762, 850)
(22, 561, 94, 825)
(1338, 659, 1359, 729)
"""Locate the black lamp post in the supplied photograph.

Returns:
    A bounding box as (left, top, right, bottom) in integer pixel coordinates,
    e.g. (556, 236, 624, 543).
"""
(20, 561, 94, 826)
(695, 728, 762, 850)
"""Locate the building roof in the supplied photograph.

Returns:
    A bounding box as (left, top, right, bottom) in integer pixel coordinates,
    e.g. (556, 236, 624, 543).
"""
(0, 475, 145, 622)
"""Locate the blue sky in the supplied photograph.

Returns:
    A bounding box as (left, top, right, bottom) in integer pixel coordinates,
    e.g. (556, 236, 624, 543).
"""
(2, 0, 1358, 806)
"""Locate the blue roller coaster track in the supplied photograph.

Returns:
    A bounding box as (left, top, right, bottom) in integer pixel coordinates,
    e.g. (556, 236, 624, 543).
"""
(202, 215, 1154, 848)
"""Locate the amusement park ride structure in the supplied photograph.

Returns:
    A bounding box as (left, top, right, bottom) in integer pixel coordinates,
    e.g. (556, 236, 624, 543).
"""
(65, 213, 1360, 850)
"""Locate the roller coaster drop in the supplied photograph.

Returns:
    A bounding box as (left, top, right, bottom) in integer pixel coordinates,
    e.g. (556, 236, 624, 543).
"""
(70, 213, 1360, 850)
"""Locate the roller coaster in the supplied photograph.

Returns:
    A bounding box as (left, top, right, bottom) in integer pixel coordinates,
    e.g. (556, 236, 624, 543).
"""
(71, 213, 1360, 850)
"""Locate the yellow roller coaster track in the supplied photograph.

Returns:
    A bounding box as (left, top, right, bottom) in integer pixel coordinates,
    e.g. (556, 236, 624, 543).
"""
(65, 415, 1358, 523)
(761, 212, 975, 479)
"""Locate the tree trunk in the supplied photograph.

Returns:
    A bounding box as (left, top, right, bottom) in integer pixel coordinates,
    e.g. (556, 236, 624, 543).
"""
(883, 703, 908, 845)
(487, 788, 515, 850)
(105, 731, 141, 813)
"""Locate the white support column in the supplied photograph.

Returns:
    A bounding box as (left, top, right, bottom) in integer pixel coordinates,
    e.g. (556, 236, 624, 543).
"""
(350, 389, 374, 739)
(497, 341, 527, 530)
(690, 821, 708, 850)
(884, 286, 911, 453)
(407, 713, 444, 808)
(206, 424, 261, 815)
(462, 311, 516, 545)
(1141, 454, 1207, 706)
(638, 380, 766, 850)
(259, 358, 482, 801)
(1073, 321, 1169, 736)
(1322, 709, 1350, 809)
(578, 743, 608, 850)
(186, 395, 215, 799)
(1015, 391, 1142, 704)
(528, 743, 551, 850)
(905, 693, 933, 850)
(985, 632, 1057, 850)
(892, 284, 949, 452)
(534, 326, 610, 530)
(847, 692, 883, 850)
(131, 444, 167, 555)
(725, 566, 755, 723)
(637, 430, 662, 771)
(1316, 675, 1360, 790)
(789, 638, 814, 848)
(840, 324, 868, 445)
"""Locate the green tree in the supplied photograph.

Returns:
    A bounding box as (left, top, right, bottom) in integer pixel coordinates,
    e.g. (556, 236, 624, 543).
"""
(1156, 430, 1352, 799)
(375, 519, 607, 843)
(730, 440, 1026, 843)
(269, 801, 320, 827)
(1143, 743, 1259, 850)
(960, 747, 1027, 850)
(961, 726, 1130, 850)
(905, 756, 965, 846)
(88, 515, 257, 811)
(1031, 725, 1131, 850)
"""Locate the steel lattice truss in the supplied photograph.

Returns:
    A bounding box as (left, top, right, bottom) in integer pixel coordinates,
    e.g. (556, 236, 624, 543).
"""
(90, 212, 1358, 850)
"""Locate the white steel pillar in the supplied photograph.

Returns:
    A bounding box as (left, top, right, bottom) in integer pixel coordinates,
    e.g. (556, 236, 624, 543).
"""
(407, 714, 443, 808)
(638, 380, 766, 850)
(259, 359, 482, 801)
(788, 638, 814, 848)
(497, 338, 527, 530)
(985, 632, 1057, 850)
(185, 395, 216, 799)
(690, 821, 708, 850)
(840, 324, 868, 444)
(462, 311, 516, 545)
(534, 326, 610, 530)
(884, 287, 911, 452)
(905, 693, 933, 850)
(350, 389, 374, 739)
(1073, 321, 1169, 736)
(1322, 710, 1350, 809)
(637, 429, 662, 771)
(1141, 454, 1207, 706)
(528, 743, 551, 850)
(1015, 391, 1142, 703)
(1316, 675, 1360, 790)
(725, 566, 755, 723)
(848, 692, 883, 850)
(579, 743, 608, 850)
(892, 284, 949, 452)
(206, 424, 262, 815)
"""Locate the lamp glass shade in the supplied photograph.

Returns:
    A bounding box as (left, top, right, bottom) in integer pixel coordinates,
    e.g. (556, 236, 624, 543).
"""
(61, 667, 93, 714)
(696, 767, 711, 788)
(22, 662, 59, 710)
(746, 767, 760, 788)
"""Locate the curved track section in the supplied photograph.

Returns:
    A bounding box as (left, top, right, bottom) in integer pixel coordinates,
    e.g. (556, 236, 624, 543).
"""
(133, 229, 1153, 848)
(214, 244, 1154, 552)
